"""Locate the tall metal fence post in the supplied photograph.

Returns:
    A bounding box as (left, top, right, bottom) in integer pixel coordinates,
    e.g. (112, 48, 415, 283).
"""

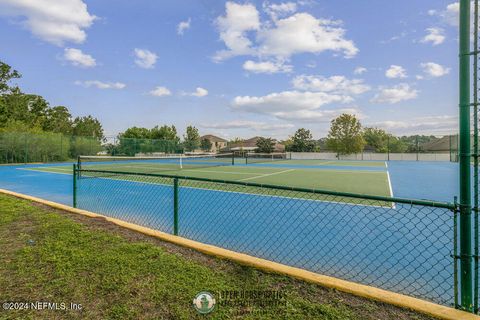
(454, 196, 459, 309)
(73, 164, 77, 208)
(474, 0, 480, 312)
(459, 0, 474, 311)
(173, 178, 179, 235)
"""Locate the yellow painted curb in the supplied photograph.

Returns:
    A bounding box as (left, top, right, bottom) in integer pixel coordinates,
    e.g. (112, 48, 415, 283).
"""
(0, 188, 478, 320)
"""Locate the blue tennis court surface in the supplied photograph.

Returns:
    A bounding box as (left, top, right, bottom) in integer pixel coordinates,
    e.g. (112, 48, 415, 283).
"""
(0, 160, 461, 305)
(0, 160, 460, 205)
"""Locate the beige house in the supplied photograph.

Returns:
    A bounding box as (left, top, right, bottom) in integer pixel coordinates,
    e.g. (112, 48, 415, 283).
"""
(222, 136, 285, 153)
(200, 135, 228, 153)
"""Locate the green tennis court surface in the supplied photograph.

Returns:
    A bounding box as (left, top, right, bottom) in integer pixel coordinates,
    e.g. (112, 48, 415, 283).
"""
(27, 158, 392, 198)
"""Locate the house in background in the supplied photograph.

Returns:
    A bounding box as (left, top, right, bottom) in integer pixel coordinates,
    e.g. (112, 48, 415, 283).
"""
(222, 136, 285, 153)
(200, 135, 228, 153)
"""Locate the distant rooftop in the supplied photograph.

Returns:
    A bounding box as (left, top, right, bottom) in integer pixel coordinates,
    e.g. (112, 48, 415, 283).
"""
(201, 134, 227, 143)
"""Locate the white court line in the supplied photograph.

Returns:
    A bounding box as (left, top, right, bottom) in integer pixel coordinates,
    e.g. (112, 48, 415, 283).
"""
(386, 170, 396, 209)
(238, 169, 295, 181)
(182, 169, 260, 175)
(18, 167, 72, 175)
(21, 166, 395, 209)
(86, 174, 393, 209)
(385, 161, 388, 169)
(317, 161, 334, 165)
(23, 167, 394, 209)
(387, 171, 394, 197)
(120, 165, 262, 175)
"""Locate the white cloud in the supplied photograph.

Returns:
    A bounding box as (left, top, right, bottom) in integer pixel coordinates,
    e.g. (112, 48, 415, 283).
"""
(232, 90, 354, 122)
(263, 1, 297, 20)
(370, 115, 457, 134)
(63, 48, 96, 67)
(134, 48, 158, 69)
(421, 27, 445, 46)
(0, 0, 96, 46)
(214, 2, 357, 62)
(202, 120, 294, 130)
(177, 18, 191, 35)
(371, 83, 418, 104)
(75, 80, 126, 89)
(292, 75, 370, 95)
(429, 2, 459, 27)
(354, 67, 367, 75)
(421, 62, 450, 77)
(385, 65, 407, 79)
(149, 86, 171, 97)
(191, 87, 208, 97)
(234, 91, 352, 112)
(272, 108, 364, 122)
(214, 2, 260, 61)
(257, 13, 358, 59)
(243, 59, 292, 74)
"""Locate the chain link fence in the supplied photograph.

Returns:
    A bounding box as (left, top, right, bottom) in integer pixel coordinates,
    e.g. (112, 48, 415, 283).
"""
(0, 132, 103, 163)
(0, 132, 182, 164)
(74, 168, 457, 306)
(299, 134, 460, 162)
(105, 136, 181, 156)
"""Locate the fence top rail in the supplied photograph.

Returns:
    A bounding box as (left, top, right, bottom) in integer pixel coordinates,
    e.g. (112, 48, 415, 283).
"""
(75, 168, 456, 210)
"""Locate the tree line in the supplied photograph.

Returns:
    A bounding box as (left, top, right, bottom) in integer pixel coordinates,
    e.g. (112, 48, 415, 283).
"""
(109, 125, 214, 155)
(1, 60, 442, 160)
(278, 114, 438, 155)
(0, 61, 104, 162)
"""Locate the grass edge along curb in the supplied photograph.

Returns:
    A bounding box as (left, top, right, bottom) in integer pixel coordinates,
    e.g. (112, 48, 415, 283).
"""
(0, 188, 477, 320)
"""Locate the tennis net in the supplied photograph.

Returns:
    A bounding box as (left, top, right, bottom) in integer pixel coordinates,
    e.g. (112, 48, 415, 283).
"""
(246, 152, 289, 164)
(78, 153, 234, 173)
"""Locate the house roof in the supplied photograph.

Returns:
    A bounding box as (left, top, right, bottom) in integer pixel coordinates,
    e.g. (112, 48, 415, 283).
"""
(224, 136, 285, 151)
(201, 134, 227, 143)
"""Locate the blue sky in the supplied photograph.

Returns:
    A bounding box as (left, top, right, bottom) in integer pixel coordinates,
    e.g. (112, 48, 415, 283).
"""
(0, 0, 460, 140)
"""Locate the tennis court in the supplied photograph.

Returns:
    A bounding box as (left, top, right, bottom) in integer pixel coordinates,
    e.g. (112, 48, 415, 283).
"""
(26, 153, 393, 198)
(0, 156, 459, 305)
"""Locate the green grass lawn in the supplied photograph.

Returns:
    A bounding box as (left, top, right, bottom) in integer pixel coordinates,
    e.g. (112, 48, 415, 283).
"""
(0, 193, 432, 319)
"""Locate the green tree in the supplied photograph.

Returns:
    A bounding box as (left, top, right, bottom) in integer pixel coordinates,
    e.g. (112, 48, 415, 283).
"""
(0, 91, 50, 129)
(326, 114, 365, 156)
(229, 137, 244, 145)
(255, 137, 275, 153)
(43, 106, 72, 134)
(363, 127, 389, 153)
(200, 138, 212, 152)
(291, 128, 315, 152)
(281, 138, 293, 152)
(149, 125, 179, 142)
(388, 135, 407, 153)
(400, 135, 437, 152)
(72, 116, 104, 139)
(120, 127, 150, 139)
(0, 61, 21, 94)
(183, 126, 200, 152)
